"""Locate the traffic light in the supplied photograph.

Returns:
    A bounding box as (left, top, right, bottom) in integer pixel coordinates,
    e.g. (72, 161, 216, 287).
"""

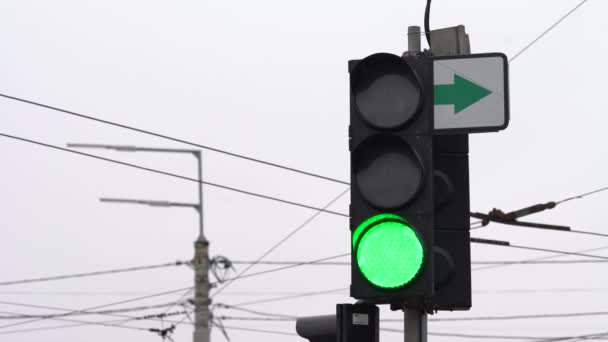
(349, 53, 434, 302)
(295, 304, 379, 342)
(431, 134, 471, 310)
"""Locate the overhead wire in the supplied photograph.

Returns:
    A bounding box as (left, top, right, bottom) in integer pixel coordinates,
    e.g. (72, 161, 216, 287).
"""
(0, 260, 188, 287)
(0, 132, 349, 217)
(230, 287, 348, 307)
(0, 93, 348, 185)
(0, 299, 188, 328)
(0, 301, 185, 320)
(0, 310, 151, 335)
(217, 324, 296, 336)
(473, 244, 608, 272)
(211, 253, 349, 286)
(509, 0, 590, 62)
(0, 286, 192, 330)
(227, 258, 608, 266)
(210, 187, 350, 298)
(382, 327, 550, 340)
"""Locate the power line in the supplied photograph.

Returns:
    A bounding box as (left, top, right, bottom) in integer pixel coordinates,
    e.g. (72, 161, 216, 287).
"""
(474, 287, 608, 295)
(0, 286, 192, 330)
(211, 253, 349, 286)
(509, 0, 590, 62)
(0, 93, 348, 185)
(0, 301, 184, 320)
(230, 287, 348, 307)
(217, 316, 293, 321)
(473, 244, 608, 272)
(424, 311, 608, 322)
(0, 310, 190, 336)
(504, 243, 608, 261)
(211, 187, 350, 298)
(0, 310, 151, 335)
(382, 327, 548, 340)
(0, 260, 188, 287)
(534, 330, 608, 342)
(0, 132, 349, 217)
(557, 186, 608, 204)
(214, 304, 297, 319)
(472, 259, 608, 265)
(218, 324, 297, 336)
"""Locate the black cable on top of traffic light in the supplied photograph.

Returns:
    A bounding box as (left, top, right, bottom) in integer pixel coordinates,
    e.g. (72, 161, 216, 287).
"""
(0, 93, 348, 185)
(0, 132, 349, 218)
(424, 0, 432, 46)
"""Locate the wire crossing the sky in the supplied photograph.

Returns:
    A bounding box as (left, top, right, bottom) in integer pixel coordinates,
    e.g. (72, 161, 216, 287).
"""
(0, 132, 349, 217)
(0, 93, 349, 185)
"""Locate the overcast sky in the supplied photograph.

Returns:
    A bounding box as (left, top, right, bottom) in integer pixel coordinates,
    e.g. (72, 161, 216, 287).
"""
(1, 0, 607, 341)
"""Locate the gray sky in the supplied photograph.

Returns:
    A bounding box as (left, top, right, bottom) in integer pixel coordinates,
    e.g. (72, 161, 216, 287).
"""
(1, 0, 607, 341)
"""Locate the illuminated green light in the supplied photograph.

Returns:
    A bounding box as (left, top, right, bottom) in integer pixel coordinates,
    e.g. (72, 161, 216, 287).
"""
(354, 215, 424, 289)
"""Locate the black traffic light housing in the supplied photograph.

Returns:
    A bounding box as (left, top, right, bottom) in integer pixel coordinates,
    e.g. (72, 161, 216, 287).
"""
(295, 304, 379, 342)
(349, 53, 435, 303)
(431, 134, 472, 310)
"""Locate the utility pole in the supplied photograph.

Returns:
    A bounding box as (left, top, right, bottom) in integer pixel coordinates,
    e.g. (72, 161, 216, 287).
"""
(192, 150, 211, 342)
(66, 144, 211, 342)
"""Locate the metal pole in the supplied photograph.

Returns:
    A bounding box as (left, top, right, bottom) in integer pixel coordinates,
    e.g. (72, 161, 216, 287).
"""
(404, 308, 427, 342)
(408, 26, 422, 54)
(195, 151, 205, 241)
(193, 151, 210, 342)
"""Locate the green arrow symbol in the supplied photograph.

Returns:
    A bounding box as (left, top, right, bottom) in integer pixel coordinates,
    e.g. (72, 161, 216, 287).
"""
(434, 74, 492, 113)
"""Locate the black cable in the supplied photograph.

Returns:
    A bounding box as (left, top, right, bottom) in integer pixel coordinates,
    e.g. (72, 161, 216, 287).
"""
(229, 259, 608, 266)
(0, 301, 185, 320)
(0, 286, 192, 330)
(230, 260, 349, 266)
(505, 244, 608, 261)
(427, 311, 608, 322)
(0, 132, 349, 218)
(215, 304, 297, 319)
(231, 287, 348, 307)
(0, 311, 148, 334)
(217, 316, 293, 321)
(424, 0, 432, 47)
(211, 253, 349, 287)
(0, 310, 151, 335)
(0, 93, 348, 185)
(534, 330, 608, 342)
(473, 244, 608, 272)
(382, 327, 547, 340)
(472, 259, 608, 265)
(218, 324, 297, 336)
(210, 188, 350, 298)
(510, 0, 590, 62)
(557, 186, 608, 204)
(0, 260, 187, 287)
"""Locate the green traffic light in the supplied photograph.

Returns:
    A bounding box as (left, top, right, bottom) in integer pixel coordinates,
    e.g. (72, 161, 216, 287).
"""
(353, 214, 424, 289)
